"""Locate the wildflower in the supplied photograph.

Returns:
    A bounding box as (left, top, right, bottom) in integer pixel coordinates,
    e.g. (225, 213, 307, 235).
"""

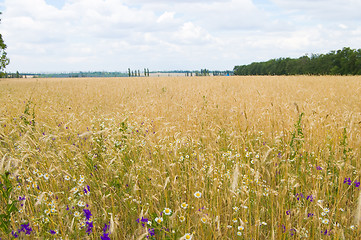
(74, 211, 81, 217)
(163, 208, 172, 215)
(194, 191, 202, 198)
(227, 225, 232, 228)
(84, 185, 90, 195)
(44, 209, 50, 215)
(344, 177, 352, 185)
(64, 175, 70, 180)
(181, 202, 188, 209)
(286, 210, 290, 215)
(50, 208, 56, 213)
(201, 216, 207, 223)
(85, 221, 94, 235)
(77, 200, 86, 207)
(237, 231, 242, 236)
(321, 212, 327, 216)
(238, 226, 244, 231)
(50, 229, 58, 235)
(70, 187, 79, 194)
(350, 225, 356, 230)
(18, 223, 32, 235)
(316, 166, 322, 170)
(183, 233, 192, 239)
(179, 216, 185, 222)
(306, 195, 314, 202)
(148, 228, 155, 237)
(233, 206, 239, 212)
(43, 173, 49, 180)
(78, 177, 85, 184)
(261, 222, 267, 225)
(155, 217, 163, 224)
(101, 223, 111, 240)
(322, 219, 329, 224)
(355, 181, 360, 187)
(232, 218, 238, 223)
(83, 209, 92, 221)
(323, 208, 330, 213)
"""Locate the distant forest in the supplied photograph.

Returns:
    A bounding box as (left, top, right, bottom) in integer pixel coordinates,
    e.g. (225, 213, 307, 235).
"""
(234, 47, 361, 75)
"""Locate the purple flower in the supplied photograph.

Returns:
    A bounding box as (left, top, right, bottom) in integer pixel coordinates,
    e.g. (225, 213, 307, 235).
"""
(306, 195, 314, 202)
(344, 177, 352, 185)
(101, 222, 111, 240)
(101, 233, 111, 240)
(307, 213, 314, 218)
(148, 228, 155, 237)
(12, 231, 19, 238)
(295, 193, 304, 200)
(50, 230, 57, 235)
(84, 185, 90, 194)
(355, 181, 360, 188)
(83, 209, 92, 221)
(286, 210, 290, 215)
(316, 166, 322, 170)
(18, 223, 32, 235)
(85, 221, 93, 235)
(290, 228, 296, 236)
(18, 196, 26, 201)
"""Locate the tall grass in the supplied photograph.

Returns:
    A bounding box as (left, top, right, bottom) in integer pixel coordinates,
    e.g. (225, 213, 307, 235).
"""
(0, 76, 361, 239)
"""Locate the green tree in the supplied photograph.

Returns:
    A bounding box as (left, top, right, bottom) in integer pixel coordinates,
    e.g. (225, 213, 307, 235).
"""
(0, 13, 10, 77)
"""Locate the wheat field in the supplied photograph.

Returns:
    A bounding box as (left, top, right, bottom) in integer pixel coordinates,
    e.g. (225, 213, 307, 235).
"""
(1, 76, 361, 239)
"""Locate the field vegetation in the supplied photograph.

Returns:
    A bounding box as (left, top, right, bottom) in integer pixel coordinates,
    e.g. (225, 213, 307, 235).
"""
(1, 76, 361, 239)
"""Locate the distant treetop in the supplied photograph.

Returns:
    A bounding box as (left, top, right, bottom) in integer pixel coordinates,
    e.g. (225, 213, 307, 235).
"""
(234, 47, 361, 76)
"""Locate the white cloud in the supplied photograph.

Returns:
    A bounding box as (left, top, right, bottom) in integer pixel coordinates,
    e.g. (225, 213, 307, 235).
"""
(1, 0, 361, 72)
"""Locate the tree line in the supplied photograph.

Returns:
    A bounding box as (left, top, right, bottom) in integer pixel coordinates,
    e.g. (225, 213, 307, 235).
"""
(234, 47, 361, 76)
(0, 12, 10, 77)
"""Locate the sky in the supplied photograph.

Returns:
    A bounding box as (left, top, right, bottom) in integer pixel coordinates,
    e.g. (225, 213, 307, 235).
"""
(0, 0, 361, 73)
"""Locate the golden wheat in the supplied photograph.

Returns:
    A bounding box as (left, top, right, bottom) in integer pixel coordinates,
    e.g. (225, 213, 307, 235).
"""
(0, 76, 361, 239)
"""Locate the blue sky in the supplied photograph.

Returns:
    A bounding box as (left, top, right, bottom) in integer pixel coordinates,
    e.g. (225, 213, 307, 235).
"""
(1, 0, 361, 73)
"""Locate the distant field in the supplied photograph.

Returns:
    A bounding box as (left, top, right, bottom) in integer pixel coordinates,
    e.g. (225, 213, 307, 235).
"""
(1, 76, 361, 239)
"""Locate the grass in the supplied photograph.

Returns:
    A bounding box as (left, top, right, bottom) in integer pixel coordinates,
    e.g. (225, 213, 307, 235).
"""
(0, 75, 361, 239)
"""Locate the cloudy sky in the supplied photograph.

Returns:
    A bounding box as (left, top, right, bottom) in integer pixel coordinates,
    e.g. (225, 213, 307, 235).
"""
(0, 0, 361, 73)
